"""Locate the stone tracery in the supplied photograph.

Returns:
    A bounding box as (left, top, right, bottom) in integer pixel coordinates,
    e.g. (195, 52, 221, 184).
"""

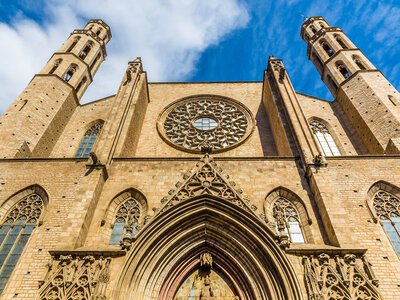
(110, 197, 141, 250)
(157, 95, 254, 153)
(154, 154, 257, 220)
(373, 190, 400, 256)
(303, 253, 381, 300)
(309, 120, 341, 156)
(38, 255, 111, 300)
(0, 192, 45, 295)
(3, 193, 44, 225)
(373, 190, 400, 221)
(272, 197, 305, 243)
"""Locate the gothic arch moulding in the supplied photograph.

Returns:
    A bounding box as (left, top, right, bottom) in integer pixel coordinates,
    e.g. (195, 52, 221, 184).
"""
(85, 118, 105, 129)
(366, 180, 400, 223)
(264, 186, 313, 243)
(0, 184, 49, 225)
(112, 195, 303, 300)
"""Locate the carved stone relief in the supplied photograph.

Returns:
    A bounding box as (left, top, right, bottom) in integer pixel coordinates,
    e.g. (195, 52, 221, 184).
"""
(302, 253, 381, 300)
(152, 154, 260, 221)
(38, 255, 111, 300)
(173, 253, 239, 300)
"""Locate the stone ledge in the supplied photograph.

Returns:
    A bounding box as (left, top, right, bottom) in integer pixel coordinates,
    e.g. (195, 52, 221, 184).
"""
(49, 246, 125, 258)
(286, 243, 367, 255)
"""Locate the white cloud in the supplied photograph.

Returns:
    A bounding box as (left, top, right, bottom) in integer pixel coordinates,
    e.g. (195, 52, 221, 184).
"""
(0, 0, 249, 111)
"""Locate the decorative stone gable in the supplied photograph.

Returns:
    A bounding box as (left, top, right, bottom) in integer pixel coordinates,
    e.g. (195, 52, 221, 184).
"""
(154, 154, 260, 218)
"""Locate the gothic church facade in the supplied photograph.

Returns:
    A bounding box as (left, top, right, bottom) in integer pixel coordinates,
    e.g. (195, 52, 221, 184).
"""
(0, 17, 399, 299)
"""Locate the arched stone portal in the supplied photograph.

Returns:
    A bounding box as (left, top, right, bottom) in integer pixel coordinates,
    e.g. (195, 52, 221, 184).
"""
(111, 195, 303, 299)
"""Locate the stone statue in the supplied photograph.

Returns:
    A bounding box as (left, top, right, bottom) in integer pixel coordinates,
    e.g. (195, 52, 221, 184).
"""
(200, 252, 213, 272)
(200, 275, 214, 299)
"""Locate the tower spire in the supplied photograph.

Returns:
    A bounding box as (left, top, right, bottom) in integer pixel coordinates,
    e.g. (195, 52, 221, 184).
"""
(0, 19, 111, 158)
(301, 16, 400, 154)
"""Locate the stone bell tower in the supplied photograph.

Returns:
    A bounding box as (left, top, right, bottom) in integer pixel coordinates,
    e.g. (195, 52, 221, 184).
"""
(0, 19, 111, 158)
(301, 16, 400, 154)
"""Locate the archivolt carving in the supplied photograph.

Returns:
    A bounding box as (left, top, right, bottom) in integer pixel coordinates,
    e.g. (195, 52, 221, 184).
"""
(114, 185, 303, 299)
(157, 95, 255, 153)
(303, 253, 381, 300)
(38, 255, 111, 300)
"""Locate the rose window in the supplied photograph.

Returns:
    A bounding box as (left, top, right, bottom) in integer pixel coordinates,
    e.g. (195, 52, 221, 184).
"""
(157, 95, 254, 153)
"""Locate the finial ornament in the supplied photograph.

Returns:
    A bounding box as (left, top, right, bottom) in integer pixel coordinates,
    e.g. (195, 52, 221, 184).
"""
(299, 10, 308, 21)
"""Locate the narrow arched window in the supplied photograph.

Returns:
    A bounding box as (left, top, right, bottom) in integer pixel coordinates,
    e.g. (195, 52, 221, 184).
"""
(75, 76, 87, 93)
(353, 56, 366, 70)
(337, 64, 351, 79)
(272, 198, 304, 243)
(312, 52, 323, 71)
(67, 37, 80, 52)
(110, 197, 141, 244)
(310, 26, 317, 34)
(373, 190, 400, 256)
(336, 36, 348, 49)
(321, 41, 334, 57)
(0, 193, 44, 294)
(63, 64, 77, 82)
(310, 120, 341, 156)
(49, 59, 62, 74)
(75, 121, 103, 158)
(96, 28, 102, 36)
(319, 22, 325, 28)
(327, 75, 338, 93)
(90, 53, 101, 70)
(79, 41, 93, 60)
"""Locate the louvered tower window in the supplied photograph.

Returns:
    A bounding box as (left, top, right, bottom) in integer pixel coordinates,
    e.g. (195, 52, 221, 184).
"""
(0, 194, 44, 294)
(75, 122, 103, 158)
(373, 191, 400, 256)
(310, 120, 341, 156)
(273, 197, 305, 243)
(109, 198, 141, 244)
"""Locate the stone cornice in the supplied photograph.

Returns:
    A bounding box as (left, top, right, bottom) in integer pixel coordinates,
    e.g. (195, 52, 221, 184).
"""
(286, 245, 368, 255)
(49, 247, 125, 258)
(300, 16, 325, 37)
(88, 19, 112, 39)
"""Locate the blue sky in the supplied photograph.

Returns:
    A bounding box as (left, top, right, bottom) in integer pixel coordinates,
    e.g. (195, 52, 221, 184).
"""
(0, 0, 399, 111)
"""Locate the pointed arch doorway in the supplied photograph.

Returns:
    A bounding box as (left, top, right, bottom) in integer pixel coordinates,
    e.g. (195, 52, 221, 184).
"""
(112, 195, 303, 300)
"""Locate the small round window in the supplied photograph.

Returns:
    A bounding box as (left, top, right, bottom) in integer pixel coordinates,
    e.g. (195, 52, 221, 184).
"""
(193, 117, 218, 131)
